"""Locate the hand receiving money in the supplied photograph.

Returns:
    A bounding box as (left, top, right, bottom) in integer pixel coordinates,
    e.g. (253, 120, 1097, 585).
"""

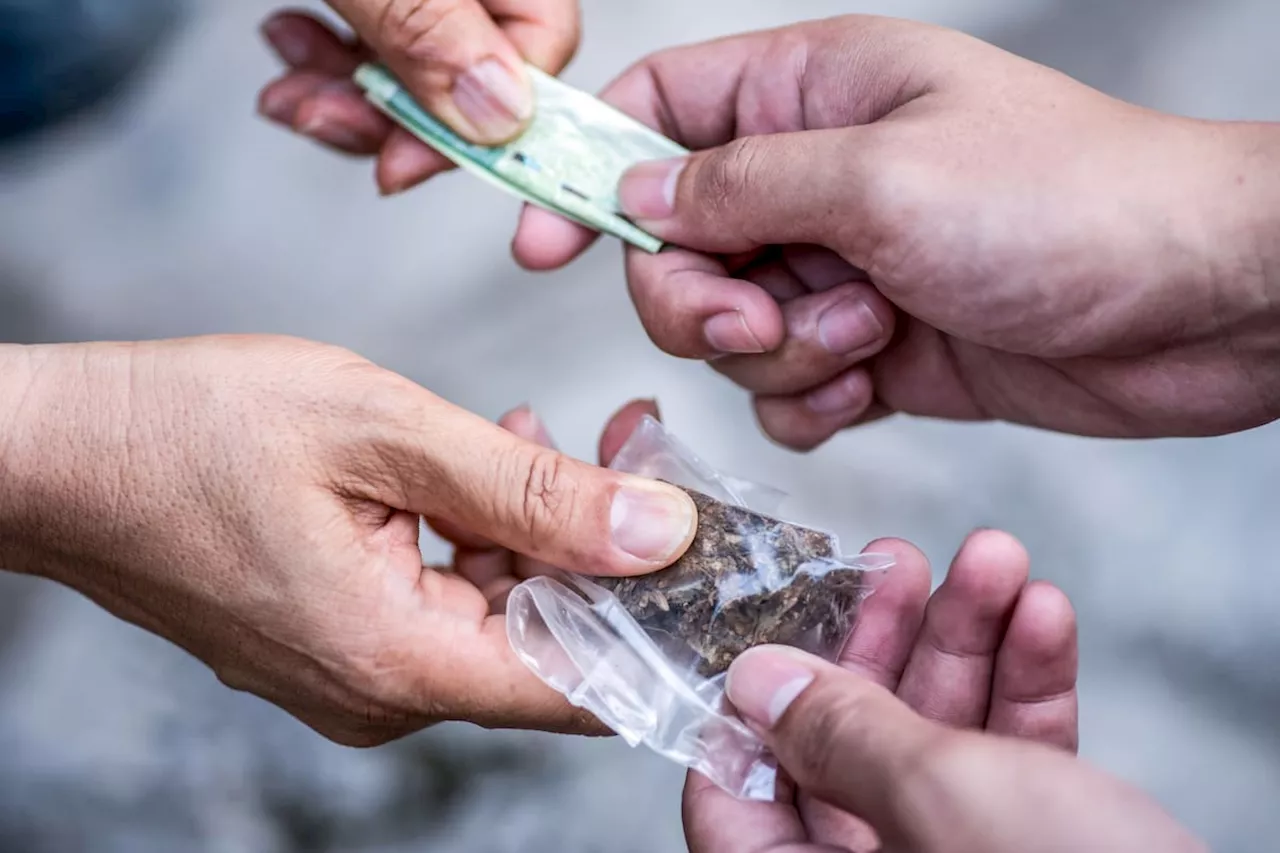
(258, 0, 580, 194)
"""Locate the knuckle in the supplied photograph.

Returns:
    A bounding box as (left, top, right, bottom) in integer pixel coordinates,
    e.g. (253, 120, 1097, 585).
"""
(624, 261, 689, 356)
(378, 0, 468, 62)
(512, 447, 579, 550)
(698, 138, 764, 222)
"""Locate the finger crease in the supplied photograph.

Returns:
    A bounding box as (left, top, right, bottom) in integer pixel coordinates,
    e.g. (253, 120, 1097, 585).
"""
(997, 686, 1077, 708)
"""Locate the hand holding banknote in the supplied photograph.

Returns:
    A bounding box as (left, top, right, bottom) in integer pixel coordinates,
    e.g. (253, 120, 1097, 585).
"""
(258, 0, 579, 193)
(519, 16, 1280, 449)
(0, 337, 694, 743)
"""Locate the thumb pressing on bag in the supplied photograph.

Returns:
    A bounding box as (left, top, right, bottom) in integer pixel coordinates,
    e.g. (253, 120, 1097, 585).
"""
(367, 398, 698, 577)
(724, 645, 1208, 853)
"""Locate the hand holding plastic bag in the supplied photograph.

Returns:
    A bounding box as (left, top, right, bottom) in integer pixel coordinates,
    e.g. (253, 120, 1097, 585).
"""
(507, 416, 892, 800)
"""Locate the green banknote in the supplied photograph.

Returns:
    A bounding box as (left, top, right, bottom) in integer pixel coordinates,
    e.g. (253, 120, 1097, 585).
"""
(354, 63, 687, 253)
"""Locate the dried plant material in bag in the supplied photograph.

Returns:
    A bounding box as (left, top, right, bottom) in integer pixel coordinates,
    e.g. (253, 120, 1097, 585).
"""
(507, 417, 893, 800)
(597, 488, 866, 679)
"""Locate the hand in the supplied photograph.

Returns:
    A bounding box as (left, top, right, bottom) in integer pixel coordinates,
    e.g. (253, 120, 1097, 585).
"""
(0, 336, 695, 744)
(683, 532, 1207, 853)
(257, 0, 580, 194)
(518, 15, 1280, 448)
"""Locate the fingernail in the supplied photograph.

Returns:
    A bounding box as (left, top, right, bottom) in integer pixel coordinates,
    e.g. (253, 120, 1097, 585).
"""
(522, 408, 556, 448)
(705, 311, 766, 354)
(259, 89, 293, 124)
(453, 59, 532, 143)
(726, 646, 817, 729)
(506, 404, 556, 448)
(297, 114, 367, 151)
(618, 158, 686, 219)
(610, 480, 697, 563)
(806, 372, 867, 415)
(817, 297, 883, 356)
(262, 19, 311, 67)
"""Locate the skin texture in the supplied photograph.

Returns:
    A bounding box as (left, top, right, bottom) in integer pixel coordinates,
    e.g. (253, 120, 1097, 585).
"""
(599, 403, 1188, 852)
(256, 14, 1280, 448)
(258, 2, 579, 194)
(515, 16, 1277, 449)
(0, 337, 698, 744)
(689, 642, 1207, 853)
(239, 9, 1238, 844)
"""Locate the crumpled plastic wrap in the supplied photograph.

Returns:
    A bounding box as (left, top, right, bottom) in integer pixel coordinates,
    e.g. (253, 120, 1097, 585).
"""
(507, 417, 893, 800)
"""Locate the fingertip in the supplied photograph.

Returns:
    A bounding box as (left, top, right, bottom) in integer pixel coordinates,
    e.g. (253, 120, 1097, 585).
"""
(260, 13, 308, 65)
(605, 476, 698, 574)
(701, 283, 786, 356)
(257, 78, 298, 125)
(293, 86, 398, 155)
(511, 205, 598, 270)
(988, 581, 1079, 752)
(951, 529, 1031, 592)
(754, 396, 825, 452)
(497, 404, 555, 448)
(863, 538, 932, 597)
(377, 129, 451, 195)
(1006, 581, 1078, 665)
(260, 8, 322, 34)
(497, 403, 536, 435)
(739, 295, 787, 354)
(753, 369, 876, 452)
(838, 538, 930, 686)
(598, 398, 662, 465)
(625, 251, 787, 360)
(864, 537, 920, 560)
(260, 9, 359, 74)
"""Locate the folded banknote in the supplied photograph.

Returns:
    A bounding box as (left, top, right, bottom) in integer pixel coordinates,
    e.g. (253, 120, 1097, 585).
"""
(354, 63, 687, 253)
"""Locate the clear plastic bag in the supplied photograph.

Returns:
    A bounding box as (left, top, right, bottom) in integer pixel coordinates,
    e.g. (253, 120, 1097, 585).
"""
(506, 417, 893, 800)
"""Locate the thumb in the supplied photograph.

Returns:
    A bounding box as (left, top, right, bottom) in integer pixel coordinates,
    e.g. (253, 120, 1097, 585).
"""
(616, 128, 877, 255)
(328, 0, 534, 144)
(726, 646, 1208, 853)
(726, 645, 946, 849)
(373, 399, 697, 577)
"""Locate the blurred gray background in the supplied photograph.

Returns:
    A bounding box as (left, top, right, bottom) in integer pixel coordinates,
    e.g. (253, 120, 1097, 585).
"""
(2, 0, 1278, 850)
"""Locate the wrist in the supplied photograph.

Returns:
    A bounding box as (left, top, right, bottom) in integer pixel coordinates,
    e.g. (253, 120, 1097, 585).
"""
(1176, 119, 1280, 424)
(0, 343, 134, 579)
(1227, 122, 1280, 306)
(0, 344, 43, 574)
(1223, 123, 1280, 419)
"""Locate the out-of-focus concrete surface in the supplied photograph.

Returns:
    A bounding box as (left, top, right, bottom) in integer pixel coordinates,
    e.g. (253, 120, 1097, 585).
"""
(2, 1, 1279, 851)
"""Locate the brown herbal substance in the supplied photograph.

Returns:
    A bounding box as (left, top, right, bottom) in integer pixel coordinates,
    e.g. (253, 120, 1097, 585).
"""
(595, 487, 865, 678)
